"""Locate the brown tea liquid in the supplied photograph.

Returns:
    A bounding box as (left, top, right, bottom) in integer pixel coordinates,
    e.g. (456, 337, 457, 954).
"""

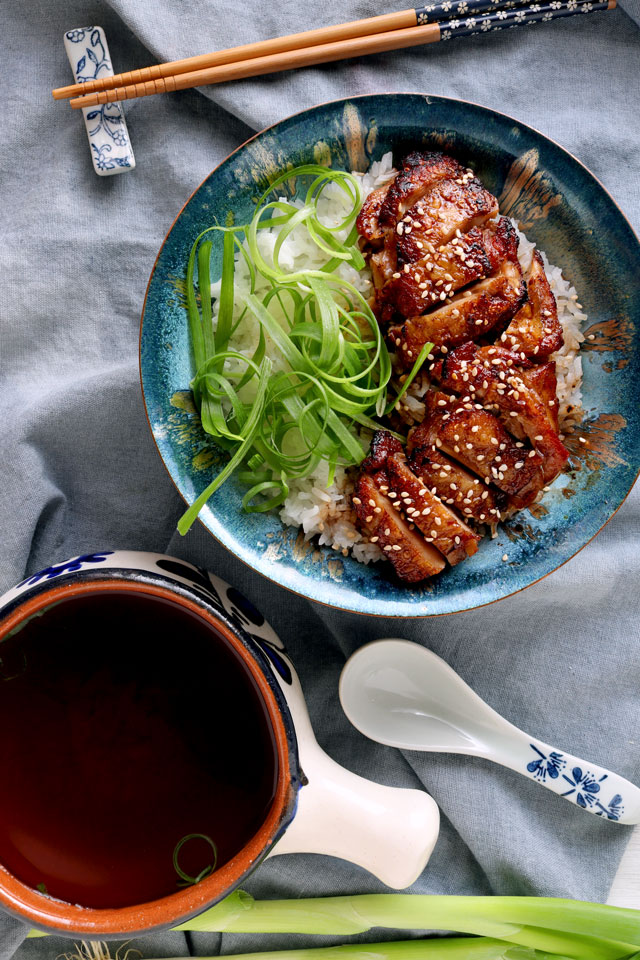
(0, 589, 278, 908)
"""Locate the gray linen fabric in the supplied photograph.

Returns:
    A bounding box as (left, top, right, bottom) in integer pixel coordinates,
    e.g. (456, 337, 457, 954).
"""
(1, 0, 639, 958)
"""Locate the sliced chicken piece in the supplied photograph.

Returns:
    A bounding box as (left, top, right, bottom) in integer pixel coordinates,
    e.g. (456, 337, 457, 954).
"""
(435, 342, 569, 482)
(380, 218, 512, 318)
(352, 473, 446, 582)
(360, 429, 404, 473)
(386, 451, 481, 564)
(502, 250, 563, 358)
(356, 182, 391, 243)
(467, 348, 560, 437)
(389, 255, 525, 367)
(519, 362, 560, 432)
(370, 247, 398, 290)
(410, 402, 544, 507)
(396, 177, 499, 264)
(378, 152, 464, 229)
(408, 444, 508, 523)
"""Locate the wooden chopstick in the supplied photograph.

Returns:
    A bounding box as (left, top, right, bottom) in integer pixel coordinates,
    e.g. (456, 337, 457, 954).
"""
(53, 8, 420, 100)
(68, 0, 615, 111)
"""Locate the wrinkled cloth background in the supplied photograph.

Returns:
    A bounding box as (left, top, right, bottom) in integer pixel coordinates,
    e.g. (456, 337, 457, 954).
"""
(1, 0, 640, 957)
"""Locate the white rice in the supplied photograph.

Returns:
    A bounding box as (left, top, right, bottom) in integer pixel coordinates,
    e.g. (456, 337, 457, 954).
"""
(210, 153, 586, 563)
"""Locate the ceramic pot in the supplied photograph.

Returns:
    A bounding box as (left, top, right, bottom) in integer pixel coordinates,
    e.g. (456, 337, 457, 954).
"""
(0, 551, 440, 937)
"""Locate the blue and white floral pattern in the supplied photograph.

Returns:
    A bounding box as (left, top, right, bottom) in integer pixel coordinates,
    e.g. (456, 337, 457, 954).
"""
(415, 0, 608, 32)
(527, 744, 566, 781)
(63, 26, 135, 177)
(523, 744, 627, 820)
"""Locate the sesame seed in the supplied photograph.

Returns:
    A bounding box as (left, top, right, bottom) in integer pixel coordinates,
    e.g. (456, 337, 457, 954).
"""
(579, 436, 587, 444)
(397, 223, 404, 235)
(370, 536, 379, 543)
(588, 334, 595, 341)
(384, 545, 392, 552)
(374, 506, 382, 513)
(392, 272, 401, 279)
(368, 499, 376, 507)
(392, 544, 402, 551)
(352, 497, 361, 504)
(430, 529, 438, 538)
(365, 515, 373, 522)
(384, 527, 391, 535)
(515, 461, 524, 469)
(502, 554, 509, 562)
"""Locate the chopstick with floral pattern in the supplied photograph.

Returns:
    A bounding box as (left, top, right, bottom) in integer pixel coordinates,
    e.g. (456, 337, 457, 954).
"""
(65, 0, 615, 110)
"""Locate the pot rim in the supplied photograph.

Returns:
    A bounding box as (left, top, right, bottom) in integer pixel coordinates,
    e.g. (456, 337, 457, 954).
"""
(0, 571, 301, 938)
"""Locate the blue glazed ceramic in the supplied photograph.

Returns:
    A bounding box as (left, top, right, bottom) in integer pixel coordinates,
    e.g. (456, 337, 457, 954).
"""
(140, 94, 640, 617)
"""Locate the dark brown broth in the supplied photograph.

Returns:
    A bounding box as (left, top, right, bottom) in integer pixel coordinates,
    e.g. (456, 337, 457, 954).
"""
(0, 590, 278, 908)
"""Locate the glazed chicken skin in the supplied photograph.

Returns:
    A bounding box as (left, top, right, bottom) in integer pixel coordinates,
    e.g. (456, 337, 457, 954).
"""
(352, 150, 569, 583)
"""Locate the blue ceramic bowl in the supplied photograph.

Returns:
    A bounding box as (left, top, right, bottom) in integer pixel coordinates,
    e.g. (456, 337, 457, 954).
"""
(140, 93, 640, 617)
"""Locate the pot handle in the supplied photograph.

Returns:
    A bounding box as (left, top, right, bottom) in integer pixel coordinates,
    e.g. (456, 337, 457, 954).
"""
(268, 735, 440, 889)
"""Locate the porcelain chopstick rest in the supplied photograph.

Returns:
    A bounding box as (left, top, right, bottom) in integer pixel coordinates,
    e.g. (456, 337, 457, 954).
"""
(63, 27, 135, 177)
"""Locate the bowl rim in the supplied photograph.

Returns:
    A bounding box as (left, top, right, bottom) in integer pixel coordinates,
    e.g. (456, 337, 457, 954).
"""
(0, 575, 299, 936)
(139, 91, 640, 619)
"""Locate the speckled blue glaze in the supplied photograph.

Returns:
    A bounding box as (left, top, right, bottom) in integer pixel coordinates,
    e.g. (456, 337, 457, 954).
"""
(140, 94, 640, 617)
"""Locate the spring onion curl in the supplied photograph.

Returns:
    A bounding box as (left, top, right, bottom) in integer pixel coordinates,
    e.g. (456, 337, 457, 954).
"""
(178, 165, 429, 536)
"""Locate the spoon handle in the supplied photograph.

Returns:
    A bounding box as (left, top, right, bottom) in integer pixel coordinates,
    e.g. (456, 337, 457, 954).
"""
(503, 734, 640, 824)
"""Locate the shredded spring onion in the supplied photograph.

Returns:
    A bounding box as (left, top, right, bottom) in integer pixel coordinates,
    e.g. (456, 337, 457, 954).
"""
(177, 165, 430, 536)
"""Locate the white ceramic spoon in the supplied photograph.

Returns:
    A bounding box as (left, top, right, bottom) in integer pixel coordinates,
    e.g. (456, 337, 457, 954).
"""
(339, 638, 640, 825)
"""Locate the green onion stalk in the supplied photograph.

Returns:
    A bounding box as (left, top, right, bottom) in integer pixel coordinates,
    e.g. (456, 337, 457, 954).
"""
(28, 891, 640, 960)
(140, 942, 576, 960)
(178, 164, 431, 535)
(166, 892, 640, 960)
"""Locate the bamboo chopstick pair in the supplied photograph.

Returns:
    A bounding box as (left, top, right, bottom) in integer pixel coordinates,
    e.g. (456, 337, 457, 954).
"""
(53, 0, 616, 109)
